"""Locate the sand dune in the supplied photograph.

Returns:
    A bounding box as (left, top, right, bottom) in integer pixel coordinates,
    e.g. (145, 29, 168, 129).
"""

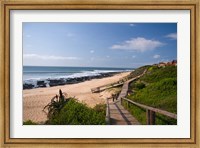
(23, 72, 130, 123)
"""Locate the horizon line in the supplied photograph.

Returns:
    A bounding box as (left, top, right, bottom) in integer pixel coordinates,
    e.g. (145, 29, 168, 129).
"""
(23, 65, 136, 69)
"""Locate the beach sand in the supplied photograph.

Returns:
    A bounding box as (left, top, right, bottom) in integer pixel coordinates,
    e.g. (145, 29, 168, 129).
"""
(23, 72, 130, 123)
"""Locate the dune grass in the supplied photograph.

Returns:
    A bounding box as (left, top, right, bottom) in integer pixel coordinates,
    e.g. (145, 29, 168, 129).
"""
(24, 89, 106, 125)
(24, 100, 106, 125)
(123, 65, 177, 125)
(23, 120, 38, 125)
(46, 99, 106, 125)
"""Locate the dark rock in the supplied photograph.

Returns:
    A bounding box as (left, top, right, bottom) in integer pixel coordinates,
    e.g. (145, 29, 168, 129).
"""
(23, 72, 121, 89)
(49, 79, 66, 87)
(37, 81, 46, 87)
(23, 83, 34, 89)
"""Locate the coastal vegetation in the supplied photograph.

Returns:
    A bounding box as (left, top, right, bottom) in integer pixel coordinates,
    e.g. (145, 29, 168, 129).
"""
(128, 65, 150, 79)
(46, 99, 106, 125)
(42, 89, 106, 125)
(23, 120, 38, 125)
(24, 89, 106, 125)
(23, 63, 177, 125)
(22, 23, 177, 126)
(122, 65, 177, 125)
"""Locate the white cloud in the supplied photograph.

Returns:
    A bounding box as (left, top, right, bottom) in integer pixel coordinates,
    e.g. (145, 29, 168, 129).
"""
(165, 33, 177, 40)
(129, 24, 136, 27)
(153, 54, 160, 59)
(111, 37, 164, 52)
(90, 50, 94, 53)
(24, 54, 80, 60)
(160, 58, 170, 62)
(132, 55, 136, 58)
(106, 55, 110, 58)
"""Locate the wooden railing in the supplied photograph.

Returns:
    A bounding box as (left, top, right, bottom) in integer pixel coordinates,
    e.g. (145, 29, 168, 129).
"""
(91, 69, 147, 93)
(118, 69, 147, 104)
(91, 80, 124, 93)
(105, 98, 110, 125)
(122, 97, 177, 125)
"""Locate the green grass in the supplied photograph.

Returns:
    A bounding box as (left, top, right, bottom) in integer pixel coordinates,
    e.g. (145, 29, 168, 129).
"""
(23, 120, 38, 125)
(24, 99, 106, 125)
(122, 100, 147, 124)
(130, 81, 146, 91)
(128, 65, 150, 79)
(129, 78, 177, 113)
(140, 66, 177, 83)
(24, 90, 106, 125)
(46, 99, 106, 125)
(124, 65, 177, 125)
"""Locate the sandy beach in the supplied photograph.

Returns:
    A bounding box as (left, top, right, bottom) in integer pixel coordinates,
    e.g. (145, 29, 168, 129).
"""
(23, 72, 130, 123)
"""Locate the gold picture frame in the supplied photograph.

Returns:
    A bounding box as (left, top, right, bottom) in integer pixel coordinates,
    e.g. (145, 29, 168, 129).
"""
(0, 0, 199, 147)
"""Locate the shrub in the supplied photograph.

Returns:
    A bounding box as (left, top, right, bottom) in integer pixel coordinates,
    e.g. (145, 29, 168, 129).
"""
(128, 65, 150, 79)
(93, 103, 106, 115)
(124, 65, 177, 125)
(129, 78, 177, 113)
(46, 99, 106, 125)
(134, 82, 145, 90)
(43, 89, 69, 120)
(140, 66, 177, 83)
(23, 120, 37, 125)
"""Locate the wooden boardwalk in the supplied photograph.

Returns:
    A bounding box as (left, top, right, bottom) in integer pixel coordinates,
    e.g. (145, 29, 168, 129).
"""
(108, 99, 140, 125)
(105, 69, 177, 125)
(91, 81, 124, 93)
(107, 69, 147, 125)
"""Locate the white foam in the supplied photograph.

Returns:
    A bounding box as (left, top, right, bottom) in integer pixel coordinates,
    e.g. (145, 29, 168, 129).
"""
(23, 69, 133, 86)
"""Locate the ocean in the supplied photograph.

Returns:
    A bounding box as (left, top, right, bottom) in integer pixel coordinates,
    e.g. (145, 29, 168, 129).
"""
(23, 66, 133, 88)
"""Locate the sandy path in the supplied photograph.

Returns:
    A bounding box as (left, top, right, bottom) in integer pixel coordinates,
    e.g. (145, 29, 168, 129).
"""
(23, 72, 130, 123)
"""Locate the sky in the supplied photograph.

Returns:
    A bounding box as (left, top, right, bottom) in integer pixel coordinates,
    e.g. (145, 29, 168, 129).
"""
(23, 23, 177, 68)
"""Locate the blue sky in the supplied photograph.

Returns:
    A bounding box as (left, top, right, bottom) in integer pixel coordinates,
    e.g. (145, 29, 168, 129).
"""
(23, 23, 177, 68)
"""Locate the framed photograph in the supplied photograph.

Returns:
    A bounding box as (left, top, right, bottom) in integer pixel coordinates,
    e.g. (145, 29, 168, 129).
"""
(0, 0, 199, 147)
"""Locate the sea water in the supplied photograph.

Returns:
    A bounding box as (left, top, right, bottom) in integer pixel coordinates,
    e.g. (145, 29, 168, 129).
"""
(23, 66, 133, 87)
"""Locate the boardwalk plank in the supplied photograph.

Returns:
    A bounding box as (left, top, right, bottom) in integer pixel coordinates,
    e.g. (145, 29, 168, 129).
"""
(108, 99, 140, 125)
(107, 69, 147, 125)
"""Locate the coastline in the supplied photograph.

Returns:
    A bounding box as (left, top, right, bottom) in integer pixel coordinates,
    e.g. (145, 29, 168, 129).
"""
(23, 71, 131, 123)
(23, 71, 122, 89)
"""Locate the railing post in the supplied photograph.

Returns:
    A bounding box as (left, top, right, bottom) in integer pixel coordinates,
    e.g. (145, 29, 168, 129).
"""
(105, 98, 110, 125)
(146, 109, 150, 125)
(127, 101, 130, 108)
(146, 109, 155, 125)
(150, 111, 155, 125)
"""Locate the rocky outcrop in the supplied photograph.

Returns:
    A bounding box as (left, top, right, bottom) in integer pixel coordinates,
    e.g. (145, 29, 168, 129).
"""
(49, 79, 66, 87)
(37, 81, 46, 87)
(23, 83, 34, 89)
(23, 72, 119, 90)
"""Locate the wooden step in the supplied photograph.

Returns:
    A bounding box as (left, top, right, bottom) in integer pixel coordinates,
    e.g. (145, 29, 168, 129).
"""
(108, 99, 140, 125)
